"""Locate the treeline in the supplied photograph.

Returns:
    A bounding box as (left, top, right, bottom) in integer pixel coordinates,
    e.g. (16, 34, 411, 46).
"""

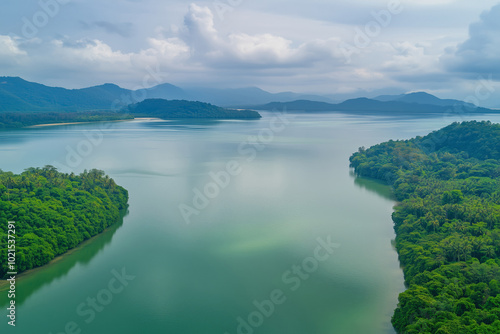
(0, 167, 128, 277)
(350, 121, 500, 333)
(0, 111, 133, 129)
(124, 98, 262, 119)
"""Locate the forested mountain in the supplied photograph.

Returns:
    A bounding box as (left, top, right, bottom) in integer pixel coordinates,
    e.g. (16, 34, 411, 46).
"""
(0, 77, 331, 111)
(124, 99, 261, 119)
(373, 92, 476, 109)
(253, 98, 498, 115)
(0, 78, 131, 111)
(350, 121, 500, 333)
(0, 167, 128, 277)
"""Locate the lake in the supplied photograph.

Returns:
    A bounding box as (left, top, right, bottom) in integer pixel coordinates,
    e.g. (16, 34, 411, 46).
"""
(2, 111, 500, 334)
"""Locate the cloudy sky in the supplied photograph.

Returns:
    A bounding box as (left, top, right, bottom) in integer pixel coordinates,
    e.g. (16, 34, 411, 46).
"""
(1, 0, 500, 106)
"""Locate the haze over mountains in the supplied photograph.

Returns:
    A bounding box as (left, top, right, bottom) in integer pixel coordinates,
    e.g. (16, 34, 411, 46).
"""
(0, 77, 332, 112)
(0, 77, 498, 115)
(253, 93, 498, 115)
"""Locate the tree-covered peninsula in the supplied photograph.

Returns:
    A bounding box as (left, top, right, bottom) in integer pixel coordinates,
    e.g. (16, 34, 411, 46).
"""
(350, 121, 500, 333)
(124, 98, 262, 119)
(0, 167, 128, 278)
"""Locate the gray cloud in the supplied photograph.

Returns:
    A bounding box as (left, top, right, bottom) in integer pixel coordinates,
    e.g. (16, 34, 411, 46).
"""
(443, 4, 500, 79)
(95, 21, 134, 38)
(80, 21, 134, 38)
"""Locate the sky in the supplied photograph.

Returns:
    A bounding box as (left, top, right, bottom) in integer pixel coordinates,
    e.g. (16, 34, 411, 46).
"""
(1, 0, 500, 106)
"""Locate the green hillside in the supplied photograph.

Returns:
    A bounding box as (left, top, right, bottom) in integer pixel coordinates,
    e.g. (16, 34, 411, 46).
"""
(350, 121, 500, 333)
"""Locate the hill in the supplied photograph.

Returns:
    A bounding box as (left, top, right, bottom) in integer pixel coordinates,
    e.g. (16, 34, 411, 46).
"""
(0, 78, 129, 111)
(374, 91, 476, 109)
(350, 121, 500, 333)
(252, 97, 499, 115)
(123, 99, 261, 119)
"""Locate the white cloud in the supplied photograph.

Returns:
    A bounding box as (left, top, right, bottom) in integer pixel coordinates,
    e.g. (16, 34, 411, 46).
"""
(0, 35, 28, 70)
(382, 42, 439, 73)
(353, 68, 384, 80)
(229, 33, 295, 63)
(182, 4, 221, 54)
(0, 35, 26, 57)
(53, 39, 129, 64)
(141, 38, 190, 61)
(179, 4, 344, 68)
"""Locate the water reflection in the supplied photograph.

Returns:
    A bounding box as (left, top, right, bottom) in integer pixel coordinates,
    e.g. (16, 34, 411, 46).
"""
(0, 210, 128, 308)
(350, 170, 395, 201)
(140, 118, 261, 132)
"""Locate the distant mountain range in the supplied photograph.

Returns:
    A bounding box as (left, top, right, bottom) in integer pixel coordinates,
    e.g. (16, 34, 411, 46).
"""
(0, 76, 498, 115)
(373, 92, 477, 109)
(252, 96, 499, 115)
(0, 77, 332, 112)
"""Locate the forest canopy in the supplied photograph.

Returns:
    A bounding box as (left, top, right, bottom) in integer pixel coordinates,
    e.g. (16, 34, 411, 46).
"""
(350, 121, 500, 333)
(0, 167, 128, 278)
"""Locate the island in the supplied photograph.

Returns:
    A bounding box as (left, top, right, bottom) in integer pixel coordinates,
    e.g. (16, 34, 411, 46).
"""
(0, 167, 128, 278)
(0, 98, 262, 129)
(123, 98, 262, 119)
(350, 121, 500, 333)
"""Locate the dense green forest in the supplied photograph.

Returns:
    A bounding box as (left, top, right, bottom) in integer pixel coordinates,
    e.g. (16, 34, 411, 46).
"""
(124, 98, 262, 119)
(0, 167, 128, 278)
(350, 121, 500, 333)
(0, 111, 133, 129)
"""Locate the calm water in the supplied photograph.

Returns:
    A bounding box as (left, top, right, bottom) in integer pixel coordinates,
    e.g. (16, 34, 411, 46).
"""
(2, 112, 500, 334)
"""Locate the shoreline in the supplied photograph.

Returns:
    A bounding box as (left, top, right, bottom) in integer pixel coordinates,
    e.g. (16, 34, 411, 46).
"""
(28, 118, 136, 128)
(27, 117, 163, 128)
(0, 222, 122, 291)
